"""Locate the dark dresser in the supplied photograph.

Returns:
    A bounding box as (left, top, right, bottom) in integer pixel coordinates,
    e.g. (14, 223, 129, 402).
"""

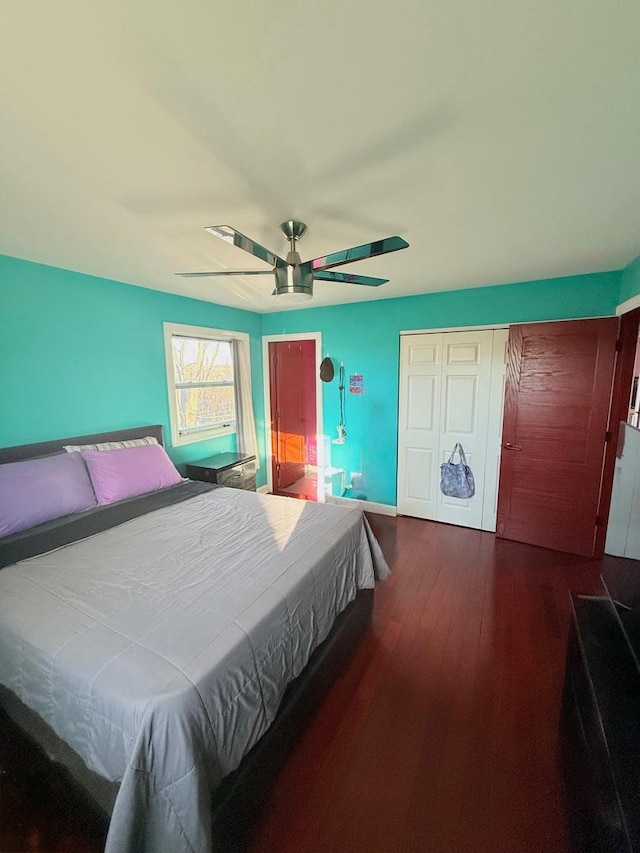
(185, 453, 256, 491)
(562, 559, 640, 853)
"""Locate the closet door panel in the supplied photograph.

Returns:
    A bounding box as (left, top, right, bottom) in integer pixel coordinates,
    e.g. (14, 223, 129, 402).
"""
(397, 329, 507, 531)
(437, 330, 495, 530)
(397, 334, 443, 519)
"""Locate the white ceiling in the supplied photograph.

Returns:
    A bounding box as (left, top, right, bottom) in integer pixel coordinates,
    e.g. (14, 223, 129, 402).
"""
(1, 0, 639, 313)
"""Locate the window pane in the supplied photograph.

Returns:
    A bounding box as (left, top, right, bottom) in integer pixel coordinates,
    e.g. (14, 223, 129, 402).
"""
(175, 385, 236, 433)
(172, 337, 234, 384)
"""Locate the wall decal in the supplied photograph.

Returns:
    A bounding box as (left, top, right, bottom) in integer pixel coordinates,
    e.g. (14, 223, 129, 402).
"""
(349, 374, 364, 395)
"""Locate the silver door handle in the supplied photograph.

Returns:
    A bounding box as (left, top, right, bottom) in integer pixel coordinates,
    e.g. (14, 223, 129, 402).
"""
(503, 442, 522, 451)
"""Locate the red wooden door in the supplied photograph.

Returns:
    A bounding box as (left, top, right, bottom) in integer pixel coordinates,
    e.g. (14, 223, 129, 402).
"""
(496, 318, 619, 557)
(269, 340, 317, 492)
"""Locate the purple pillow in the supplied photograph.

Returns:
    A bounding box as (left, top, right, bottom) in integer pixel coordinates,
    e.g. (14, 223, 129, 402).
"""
(0, 452, 98, 538)
(81, 444, 184, 505)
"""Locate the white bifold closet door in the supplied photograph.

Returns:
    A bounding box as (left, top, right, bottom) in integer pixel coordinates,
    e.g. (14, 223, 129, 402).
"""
(397, 329, 508, 531)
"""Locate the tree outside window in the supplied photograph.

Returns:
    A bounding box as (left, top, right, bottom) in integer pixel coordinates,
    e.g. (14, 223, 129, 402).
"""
(171, 336, 236, 437)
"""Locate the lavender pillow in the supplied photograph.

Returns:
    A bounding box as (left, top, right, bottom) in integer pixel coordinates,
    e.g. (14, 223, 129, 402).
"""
(81, 444, 184, 505)
(0, 452, 98, 538)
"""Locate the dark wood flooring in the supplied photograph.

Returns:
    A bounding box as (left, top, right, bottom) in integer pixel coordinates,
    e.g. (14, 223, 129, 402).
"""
(0, 515, 606, 853)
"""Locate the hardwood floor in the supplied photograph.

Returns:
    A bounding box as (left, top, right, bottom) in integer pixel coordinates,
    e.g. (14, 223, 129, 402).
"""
(247, 515, 604, 853)
(0, 515, 605, 853)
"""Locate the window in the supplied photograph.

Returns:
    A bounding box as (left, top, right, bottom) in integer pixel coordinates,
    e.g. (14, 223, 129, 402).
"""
(172, 335, 235, 435)
(164, 323, 249, 446)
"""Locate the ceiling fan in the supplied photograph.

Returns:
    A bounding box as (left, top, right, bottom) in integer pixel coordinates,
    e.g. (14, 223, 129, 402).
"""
(176, 220, 409, 302)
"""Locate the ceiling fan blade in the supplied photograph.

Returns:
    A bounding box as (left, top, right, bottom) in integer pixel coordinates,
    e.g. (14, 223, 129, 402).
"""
(175, 270, 274, 278)
(313, 270, 388, 287)
(310, 236, 408, 272)
(204, 225, 284, 267)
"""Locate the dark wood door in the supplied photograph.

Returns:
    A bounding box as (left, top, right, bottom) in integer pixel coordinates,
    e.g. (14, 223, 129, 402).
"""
(269, 340, 317, 491)
(496, 318, 619, 557)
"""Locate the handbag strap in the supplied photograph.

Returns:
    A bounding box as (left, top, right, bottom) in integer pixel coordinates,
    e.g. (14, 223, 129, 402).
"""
(447, 442, 469, 465)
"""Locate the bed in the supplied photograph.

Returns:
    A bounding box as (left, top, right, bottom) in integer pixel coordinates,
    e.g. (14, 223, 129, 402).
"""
(0, 425, 388, 853)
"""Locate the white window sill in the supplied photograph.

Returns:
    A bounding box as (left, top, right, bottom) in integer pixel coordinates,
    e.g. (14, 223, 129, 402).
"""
(172, 426, 236, 447)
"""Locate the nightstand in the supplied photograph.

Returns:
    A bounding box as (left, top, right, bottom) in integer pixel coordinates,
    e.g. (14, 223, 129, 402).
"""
(185, 453, 257, 491)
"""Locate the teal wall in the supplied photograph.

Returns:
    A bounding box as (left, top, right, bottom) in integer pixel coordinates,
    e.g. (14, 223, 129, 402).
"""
(0, 255, 267, 484)
(263, 271, 622, 506)
(620, 255, 640, 304)
(0, 254, 628, 506)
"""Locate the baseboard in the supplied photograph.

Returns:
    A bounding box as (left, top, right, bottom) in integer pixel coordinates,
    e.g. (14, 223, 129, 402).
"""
(257, 486, 397, 516)
(324, 495, 397, 517)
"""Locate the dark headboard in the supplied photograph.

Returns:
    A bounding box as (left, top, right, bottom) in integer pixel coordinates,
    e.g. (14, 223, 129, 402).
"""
(0, 425, 165, 465)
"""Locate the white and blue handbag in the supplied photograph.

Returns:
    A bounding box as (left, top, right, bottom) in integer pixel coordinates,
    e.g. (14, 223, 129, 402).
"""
(440, 443, 476, 499)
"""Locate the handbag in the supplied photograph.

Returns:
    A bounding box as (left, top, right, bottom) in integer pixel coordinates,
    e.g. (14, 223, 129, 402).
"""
(440, 442, 476, 499)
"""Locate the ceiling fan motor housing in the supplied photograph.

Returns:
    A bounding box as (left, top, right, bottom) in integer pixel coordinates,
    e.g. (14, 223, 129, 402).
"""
(274, 262, 313, 299)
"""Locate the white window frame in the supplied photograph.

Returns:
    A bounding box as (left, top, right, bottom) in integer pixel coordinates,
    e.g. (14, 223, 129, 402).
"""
(163, 322, 249, 447)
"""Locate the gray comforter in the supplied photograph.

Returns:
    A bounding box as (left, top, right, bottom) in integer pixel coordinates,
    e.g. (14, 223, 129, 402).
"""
(0, 488, 388, 852)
